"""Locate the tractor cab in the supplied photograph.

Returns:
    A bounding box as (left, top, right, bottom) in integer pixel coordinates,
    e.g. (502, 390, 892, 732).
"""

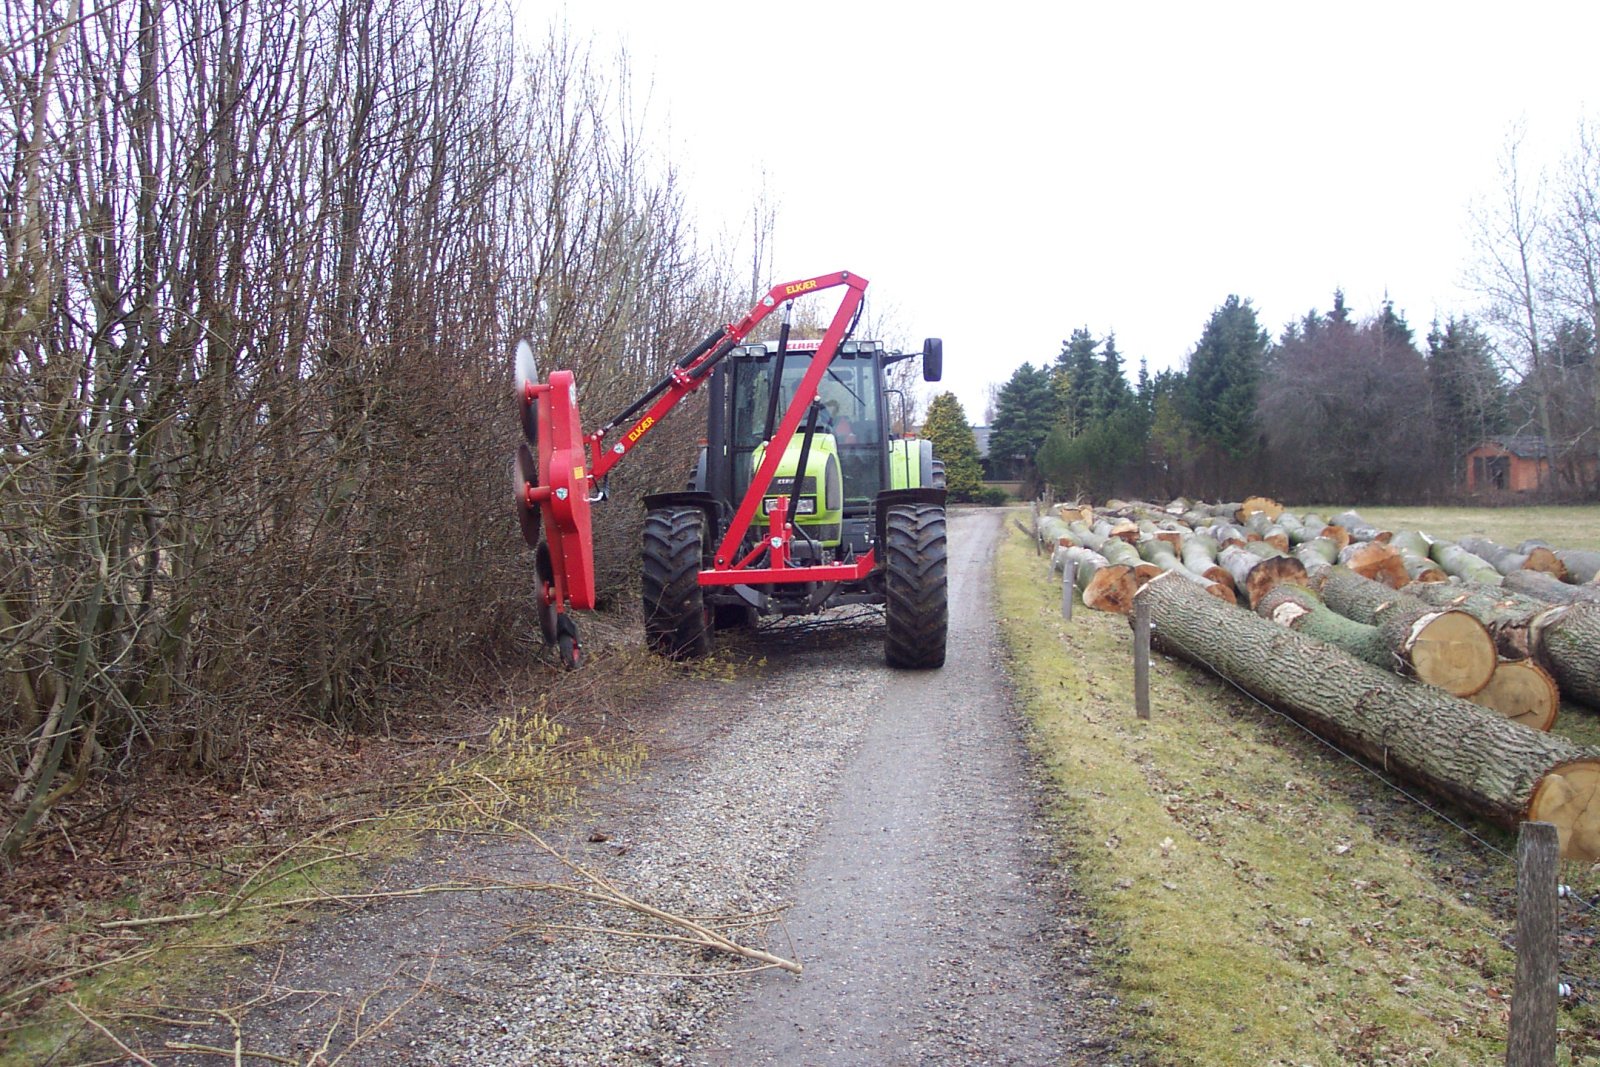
(700, 338, 941, 560)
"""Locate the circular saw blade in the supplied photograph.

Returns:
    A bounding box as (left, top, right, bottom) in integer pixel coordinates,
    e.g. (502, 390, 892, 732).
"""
(513, 442, 542, 547)
(514, 339, 539, 445)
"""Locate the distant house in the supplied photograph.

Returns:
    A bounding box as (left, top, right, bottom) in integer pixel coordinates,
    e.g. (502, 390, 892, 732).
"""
(1463, 435, 1598, 493)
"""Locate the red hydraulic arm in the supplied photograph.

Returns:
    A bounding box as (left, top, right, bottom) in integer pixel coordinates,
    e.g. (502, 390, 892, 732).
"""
(516, 270, 875, 637)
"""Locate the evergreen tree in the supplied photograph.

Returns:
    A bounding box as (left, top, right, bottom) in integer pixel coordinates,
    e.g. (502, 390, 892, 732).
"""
(920, 392, 984, 501)
(987, 362, 1059, 483)
(1184, 295, 1269, 494)
(1095, 333, 1134, 420)
(1053, 328, 1100, 435)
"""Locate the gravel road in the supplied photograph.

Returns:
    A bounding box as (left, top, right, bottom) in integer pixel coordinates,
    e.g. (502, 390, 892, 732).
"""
(145, 507, 1127, 1066)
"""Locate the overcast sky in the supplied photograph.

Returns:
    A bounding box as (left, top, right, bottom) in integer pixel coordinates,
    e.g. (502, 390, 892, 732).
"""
(520, 2, 1598, 421)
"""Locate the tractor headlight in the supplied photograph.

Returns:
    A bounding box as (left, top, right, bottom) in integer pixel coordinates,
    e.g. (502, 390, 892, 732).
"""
(763, 497, 816, 515)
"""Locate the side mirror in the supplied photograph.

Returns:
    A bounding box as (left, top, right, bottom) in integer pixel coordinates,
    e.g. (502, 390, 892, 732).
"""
(922, 337, 943, 382)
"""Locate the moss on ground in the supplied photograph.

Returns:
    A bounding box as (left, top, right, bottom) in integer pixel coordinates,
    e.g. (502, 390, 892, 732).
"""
(997, 516, 1600, 1066)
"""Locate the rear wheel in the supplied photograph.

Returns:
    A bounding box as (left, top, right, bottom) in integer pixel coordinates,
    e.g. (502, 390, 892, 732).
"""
(883, 503, 948, 668)
(642, 506, 713, 658)
(930, 458, 946, 489)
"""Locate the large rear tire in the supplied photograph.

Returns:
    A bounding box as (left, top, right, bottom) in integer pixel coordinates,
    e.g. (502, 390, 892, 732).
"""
(642, 506, 713, 659)
(883, 503, 948, 668)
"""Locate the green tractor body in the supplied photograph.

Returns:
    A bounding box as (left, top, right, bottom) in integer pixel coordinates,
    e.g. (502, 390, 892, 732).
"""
(642, 337, 949, 667)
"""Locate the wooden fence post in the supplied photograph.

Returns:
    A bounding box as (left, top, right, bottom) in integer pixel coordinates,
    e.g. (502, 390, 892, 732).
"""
(1133, 595, 1151, 720)
(1507, 820, 1560, 1067)
(1061, 558, 1076, 621)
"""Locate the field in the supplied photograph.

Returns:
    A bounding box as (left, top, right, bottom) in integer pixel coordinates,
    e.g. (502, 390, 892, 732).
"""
(996, 511, 1600, 1066)
(1302, 504, 1600, 552)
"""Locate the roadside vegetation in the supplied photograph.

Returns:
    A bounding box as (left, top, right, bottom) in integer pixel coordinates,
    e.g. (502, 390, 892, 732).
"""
(996, 516, 1600, 1066)
(0, 645, 669, 1064)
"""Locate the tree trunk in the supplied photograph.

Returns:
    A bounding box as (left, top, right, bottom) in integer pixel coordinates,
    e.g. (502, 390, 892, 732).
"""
(1256, 584, 1491, 696)
(1503, 569, 1600, 606)
(1429, 540, 1503, 585)
(1218, 543, 1308, 608)
(1136, 573, 1600, 861)
(1082, 563, 1138, 614)
(1312, 568, 1497, 697)
(1389, 530, 1449, 583)
(1332, 510, 1393, 544)
(1458, 535, 1569, 581)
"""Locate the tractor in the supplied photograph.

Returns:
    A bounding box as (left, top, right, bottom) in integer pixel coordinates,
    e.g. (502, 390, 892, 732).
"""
(512, 271, 947, 670)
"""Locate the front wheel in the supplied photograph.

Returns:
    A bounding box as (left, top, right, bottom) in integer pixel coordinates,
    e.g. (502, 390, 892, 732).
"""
(642, 506, 713, 659)
(883, 503, 948, 668)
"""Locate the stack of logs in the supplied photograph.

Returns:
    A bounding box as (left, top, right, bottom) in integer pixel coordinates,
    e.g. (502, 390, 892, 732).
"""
(1037, 496, 1600, 860)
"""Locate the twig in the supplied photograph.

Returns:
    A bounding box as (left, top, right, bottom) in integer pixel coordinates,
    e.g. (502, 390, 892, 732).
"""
(65, 999, 158, 1066)
(465, 797, 802, 975)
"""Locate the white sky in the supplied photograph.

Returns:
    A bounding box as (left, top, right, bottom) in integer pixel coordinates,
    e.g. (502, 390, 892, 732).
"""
(520, 1, 1598, 421)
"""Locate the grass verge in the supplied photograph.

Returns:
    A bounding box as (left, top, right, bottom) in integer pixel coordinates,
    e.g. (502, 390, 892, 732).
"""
(997, 518, 1600, 1066)
(1302, 505, 1600, 552)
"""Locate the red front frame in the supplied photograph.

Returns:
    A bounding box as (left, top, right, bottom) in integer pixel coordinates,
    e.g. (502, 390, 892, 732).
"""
(582, 270, 876, 589)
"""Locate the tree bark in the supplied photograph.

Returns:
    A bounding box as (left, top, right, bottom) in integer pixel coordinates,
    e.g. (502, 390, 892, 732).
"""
(1136, 573, 1600, 861)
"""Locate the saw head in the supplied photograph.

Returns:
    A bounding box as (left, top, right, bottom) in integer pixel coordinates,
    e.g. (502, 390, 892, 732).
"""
(510, 343, 596, 618)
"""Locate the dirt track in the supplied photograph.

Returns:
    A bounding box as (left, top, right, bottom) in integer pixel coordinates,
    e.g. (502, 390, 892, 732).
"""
(139, 508, 1126, 1065)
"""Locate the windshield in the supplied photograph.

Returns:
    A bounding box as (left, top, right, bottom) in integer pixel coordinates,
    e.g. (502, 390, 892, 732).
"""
(729, 349, 883, 505)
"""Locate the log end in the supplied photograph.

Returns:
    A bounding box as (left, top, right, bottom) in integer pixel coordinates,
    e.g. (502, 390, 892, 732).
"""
(1529, 761, 1600, 862)
(1468, 659, 1560, 732)
(1405, 610, 1498, 698)
(1083, 564, 1137, 615)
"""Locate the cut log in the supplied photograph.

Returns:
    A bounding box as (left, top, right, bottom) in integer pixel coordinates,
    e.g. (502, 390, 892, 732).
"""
(1218, 543, 1309, 608)
(1503, 570, 1600, 606)
(1179, 535, 1234, 591)
(1236, 495, 1284, 522)
(1337, 541, 1410, 589)
(1332, 510, 1393, 544)
(1429, 540, 1503, 586)
(1256, 584, 1494, 696)
(1320, 524, 1353, 553)
(1555, 548, 1600, 584)
(1404, 583, 1600, 709)
(1469, 660, 1560, 732)
(1317, 568, 1498, 697)
(1137, 538, 1236, 604)
(1036, 515, 1074, 548)
(1292, 536, 1340, 577)
(1458, 535, 1568, 580)
(1082, 563, 1138, 615)
(1053, 545, 1107, 579)
(1097, 536, 1163, 583)
(1135, 572, 1600, 861)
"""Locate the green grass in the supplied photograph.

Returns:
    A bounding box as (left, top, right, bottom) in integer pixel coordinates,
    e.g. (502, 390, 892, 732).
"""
(998, 519, 1600, 1066)
(1300, 504, 1600, 551)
